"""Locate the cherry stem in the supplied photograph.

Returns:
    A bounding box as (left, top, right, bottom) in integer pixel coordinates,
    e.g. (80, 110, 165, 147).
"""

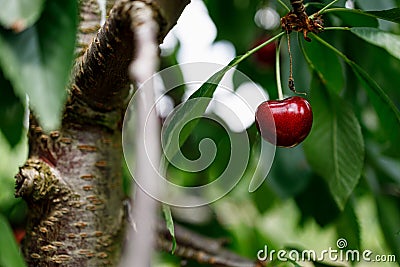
(298, 32, 313, 69)
(275, 39, 284, 100)
(310, 32, 352, 65)
(277, 0, 290, 12)
(236, 32, 285, 67)
(310, 0, 339, 19)
(324, 26, 350, 31)
(287, 31, 295, 92)
(286, 32, 307, 95)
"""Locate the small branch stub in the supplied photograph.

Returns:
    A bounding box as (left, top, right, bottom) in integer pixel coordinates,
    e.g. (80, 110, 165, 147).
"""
(15, 159, 62, 201)
(281, 0, 324, 94)
(281, 0, 324, 41)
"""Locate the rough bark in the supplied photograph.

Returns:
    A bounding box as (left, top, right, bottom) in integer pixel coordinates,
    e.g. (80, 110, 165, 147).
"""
(16, 114, 125, 266)
(15, 0, 173, 266)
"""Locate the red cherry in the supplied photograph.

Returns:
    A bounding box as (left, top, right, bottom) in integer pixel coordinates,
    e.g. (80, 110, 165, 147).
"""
(255, 96, 313, 147)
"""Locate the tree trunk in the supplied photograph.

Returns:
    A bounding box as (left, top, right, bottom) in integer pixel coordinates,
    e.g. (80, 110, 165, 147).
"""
(16, 114, 125, 266)
(15, 0, 189, 266)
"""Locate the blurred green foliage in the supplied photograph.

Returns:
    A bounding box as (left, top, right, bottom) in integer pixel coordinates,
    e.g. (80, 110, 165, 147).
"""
(156, 0, 400, 266)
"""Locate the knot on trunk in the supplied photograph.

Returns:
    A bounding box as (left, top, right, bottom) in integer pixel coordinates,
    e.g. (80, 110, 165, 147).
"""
(15, 158, 65, 201)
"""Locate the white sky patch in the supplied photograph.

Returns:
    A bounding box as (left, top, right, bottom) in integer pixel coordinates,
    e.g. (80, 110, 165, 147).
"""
(159, 32, 178, 57)
(172, 0, 217, 56)
(156, 94, 174, 119)
(345, 0, 355, 9)
(96, 0, 106, 26)
(153, 74, 175, 119)
(166, 0, 236, 65)
(211, 82, 269, 132)
(179, 62, 236, 103)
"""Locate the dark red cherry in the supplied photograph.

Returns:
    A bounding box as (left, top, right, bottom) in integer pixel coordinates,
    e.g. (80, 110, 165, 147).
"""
(255, 96, 313, 147)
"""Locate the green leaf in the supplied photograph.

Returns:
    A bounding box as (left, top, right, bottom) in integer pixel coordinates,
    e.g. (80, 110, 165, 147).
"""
(0, 214, 27, 267)
(0, 0, 78, 131)
(367, 144, 400, 185)
(0, 0, 45, 31)
(268, 147, 311, 199)
(301, 35, 344, 94)
(351, 27, 400, 61)
(0, 71, 25, 147)
(311, 33, 400, 157)
(366, 165, 400, 260)
(349, 62, 400, 156)
(162, 65, 231, 160)
(322, 7, 400, 26)
(162, 205, 176, 254)
(295, 174, 340, 227)
(336, 202, 361, 251)
(327, 8, 379, 27)
(0, 177, 19, 217)
(303, 76, 364, 210)
(366, 8, 400, 24)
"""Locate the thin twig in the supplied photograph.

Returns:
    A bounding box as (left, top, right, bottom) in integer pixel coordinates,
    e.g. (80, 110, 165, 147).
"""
(277, 0, 290, 12)
(238, 32, 285, 67)
(324, 26, 350, 31)
(310, 0, 340, 19)
(156, 222, 267, 267)
(157, 237, 266, 267)
(157, 221, 228, 254)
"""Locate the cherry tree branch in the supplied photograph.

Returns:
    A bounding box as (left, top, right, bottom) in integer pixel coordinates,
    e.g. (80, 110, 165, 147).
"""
(157, 222, 267, 267)
(154, 0, 191, 38)
(70, 0, 189, 112)
(70, 0, 138, 112)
